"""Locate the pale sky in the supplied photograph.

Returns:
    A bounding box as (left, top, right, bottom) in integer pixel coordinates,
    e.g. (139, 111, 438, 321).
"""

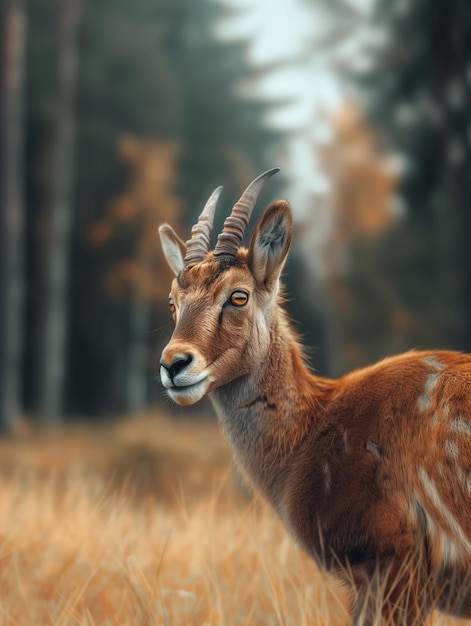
(216, 0, 344, 128)
(216, 0, 374, 124)
(215, 0, 376, 273)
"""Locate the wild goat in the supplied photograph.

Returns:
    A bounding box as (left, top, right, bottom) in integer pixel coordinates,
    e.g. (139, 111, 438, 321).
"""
(158, 169, 471, 625)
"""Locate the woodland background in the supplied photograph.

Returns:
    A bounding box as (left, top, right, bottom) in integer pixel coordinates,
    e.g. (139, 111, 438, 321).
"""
(1, 0, 471, 429)
(1, 1, 471, 623)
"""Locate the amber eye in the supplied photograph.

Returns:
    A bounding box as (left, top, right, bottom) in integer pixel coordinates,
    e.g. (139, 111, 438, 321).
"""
(229, 291, 249, 307)
(169, 300, 176, 313)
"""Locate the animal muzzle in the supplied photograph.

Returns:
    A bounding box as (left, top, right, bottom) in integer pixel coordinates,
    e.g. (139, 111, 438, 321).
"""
(160, 345, 209, 405)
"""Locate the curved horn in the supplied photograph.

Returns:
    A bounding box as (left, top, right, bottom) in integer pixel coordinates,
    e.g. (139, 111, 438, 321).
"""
(184, 186, 223, 266)
(213, 168, 280, 258)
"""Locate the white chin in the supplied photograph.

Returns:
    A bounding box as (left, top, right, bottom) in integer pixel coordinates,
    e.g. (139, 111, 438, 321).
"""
(167, 381, 207, 406)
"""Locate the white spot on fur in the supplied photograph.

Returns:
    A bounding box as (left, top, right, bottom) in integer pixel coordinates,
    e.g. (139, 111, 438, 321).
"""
(446, 439, 459, 460)
(450, 416, 471, 438)
(418, 466, 471, 559)
(343, 430, 350, 453)
(366, 440, 382, 457)
(456, 467, 471, 492)
(423, 357, 445, 371)
(441, 533, 462, 565)
(417, 373, 439, 411)
(416, 494, 461, 567)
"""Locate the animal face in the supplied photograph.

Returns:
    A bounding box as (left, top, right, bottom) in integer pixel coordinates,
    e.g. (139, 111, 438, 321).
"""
(159, 177, 292, 406)
(160, 255, 269, 405)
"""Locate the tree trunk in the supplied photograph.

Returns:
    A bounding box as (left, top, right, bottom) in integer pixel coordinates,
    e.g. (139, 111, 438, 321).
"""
(39, 0, 81, 423)
(0, 0, 26, 434)
(126, 299, 151, 413)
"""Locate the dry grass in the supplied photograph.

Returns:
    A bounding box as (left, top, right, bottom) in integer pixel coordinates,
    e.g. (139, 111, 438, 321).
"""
(0, 413, 467, 625)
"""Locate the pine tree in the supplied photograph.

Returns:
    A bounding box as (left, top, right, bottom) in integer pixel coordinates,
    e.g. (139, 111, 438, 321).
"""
(360, 0, 471, 350)
(0, 0, 26, 432)
(66, 0, 280, 414)
(24, 0, 281, 416)
(66, 0, 183, 414)
(38, 0, 82, 423)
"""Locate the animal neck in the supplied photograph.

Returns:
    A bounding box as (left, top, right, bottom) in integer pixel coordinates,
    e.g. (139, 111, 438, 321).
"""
(209, 307, 333, 508)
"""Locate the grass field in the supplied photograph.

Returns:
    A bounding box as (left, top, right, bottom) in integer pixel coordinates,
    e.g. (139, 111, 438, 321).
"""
(0, 413, 467, 625)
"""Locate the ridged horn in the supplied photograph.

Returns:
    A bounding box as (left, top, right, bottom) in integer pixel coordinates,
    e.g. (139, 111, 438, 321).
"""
(213, 168, 280, 258)
(184, 186, 223, 266)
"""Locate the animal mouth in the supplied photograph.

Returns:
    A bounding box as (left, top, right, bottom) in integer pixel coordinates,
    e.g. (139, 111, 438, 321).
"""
(165, 376, 208, 405)
(169, 379, 206, 391)
(160, 365, 207, 389)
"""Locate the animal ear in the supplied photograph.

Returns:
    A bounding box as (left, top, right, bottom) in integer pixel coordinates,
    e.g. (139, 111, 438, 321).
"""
(158, 224, 186, 276)
(248, 200, 292, 290)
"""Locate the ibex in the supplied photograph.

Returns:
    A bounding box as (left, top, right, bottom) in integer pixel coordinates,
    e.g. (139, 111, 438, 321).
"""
(158, 169, 471, 625)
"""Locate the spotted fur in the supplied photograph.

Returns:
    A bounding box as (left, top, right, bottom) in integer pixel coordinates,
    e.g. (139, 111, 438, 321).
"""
(159, 194, 471, 625)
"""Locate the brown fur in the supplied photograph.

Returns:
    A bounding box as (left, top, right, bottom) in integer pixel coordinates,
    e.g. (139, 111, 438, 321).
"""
(159, 198, 471, 625)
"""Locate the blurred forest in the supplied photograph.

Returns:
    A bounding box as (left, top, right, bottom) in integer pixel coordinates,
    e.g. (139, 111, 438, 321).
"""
(1, 0, 471, 430)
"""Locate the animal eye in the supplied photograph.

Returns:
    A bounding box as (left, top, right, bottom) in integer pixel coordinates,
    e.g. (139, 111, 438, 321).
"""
(229, 291, 249, 307)
(168, 299, 176, 313)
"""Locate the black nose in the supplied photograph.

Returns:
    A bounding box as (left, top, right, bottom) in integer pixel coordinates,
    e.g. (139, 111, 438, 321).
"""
(160, 354, 193, 380)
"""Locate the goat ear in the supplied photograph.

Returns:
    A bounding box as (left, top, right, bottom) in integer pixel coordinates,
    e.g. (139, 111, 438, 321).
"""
(248, 200, 292, 290)
(159, 224, 186, 276)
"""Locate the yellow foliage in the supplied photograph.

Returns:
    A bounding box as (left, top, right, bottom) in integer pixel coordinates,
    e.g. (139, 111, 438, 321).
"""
(112, 197, 139, 222)
(87, 138, 182, 303)
(86, 221, 113, 247)
(321, 102, 398, 247)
